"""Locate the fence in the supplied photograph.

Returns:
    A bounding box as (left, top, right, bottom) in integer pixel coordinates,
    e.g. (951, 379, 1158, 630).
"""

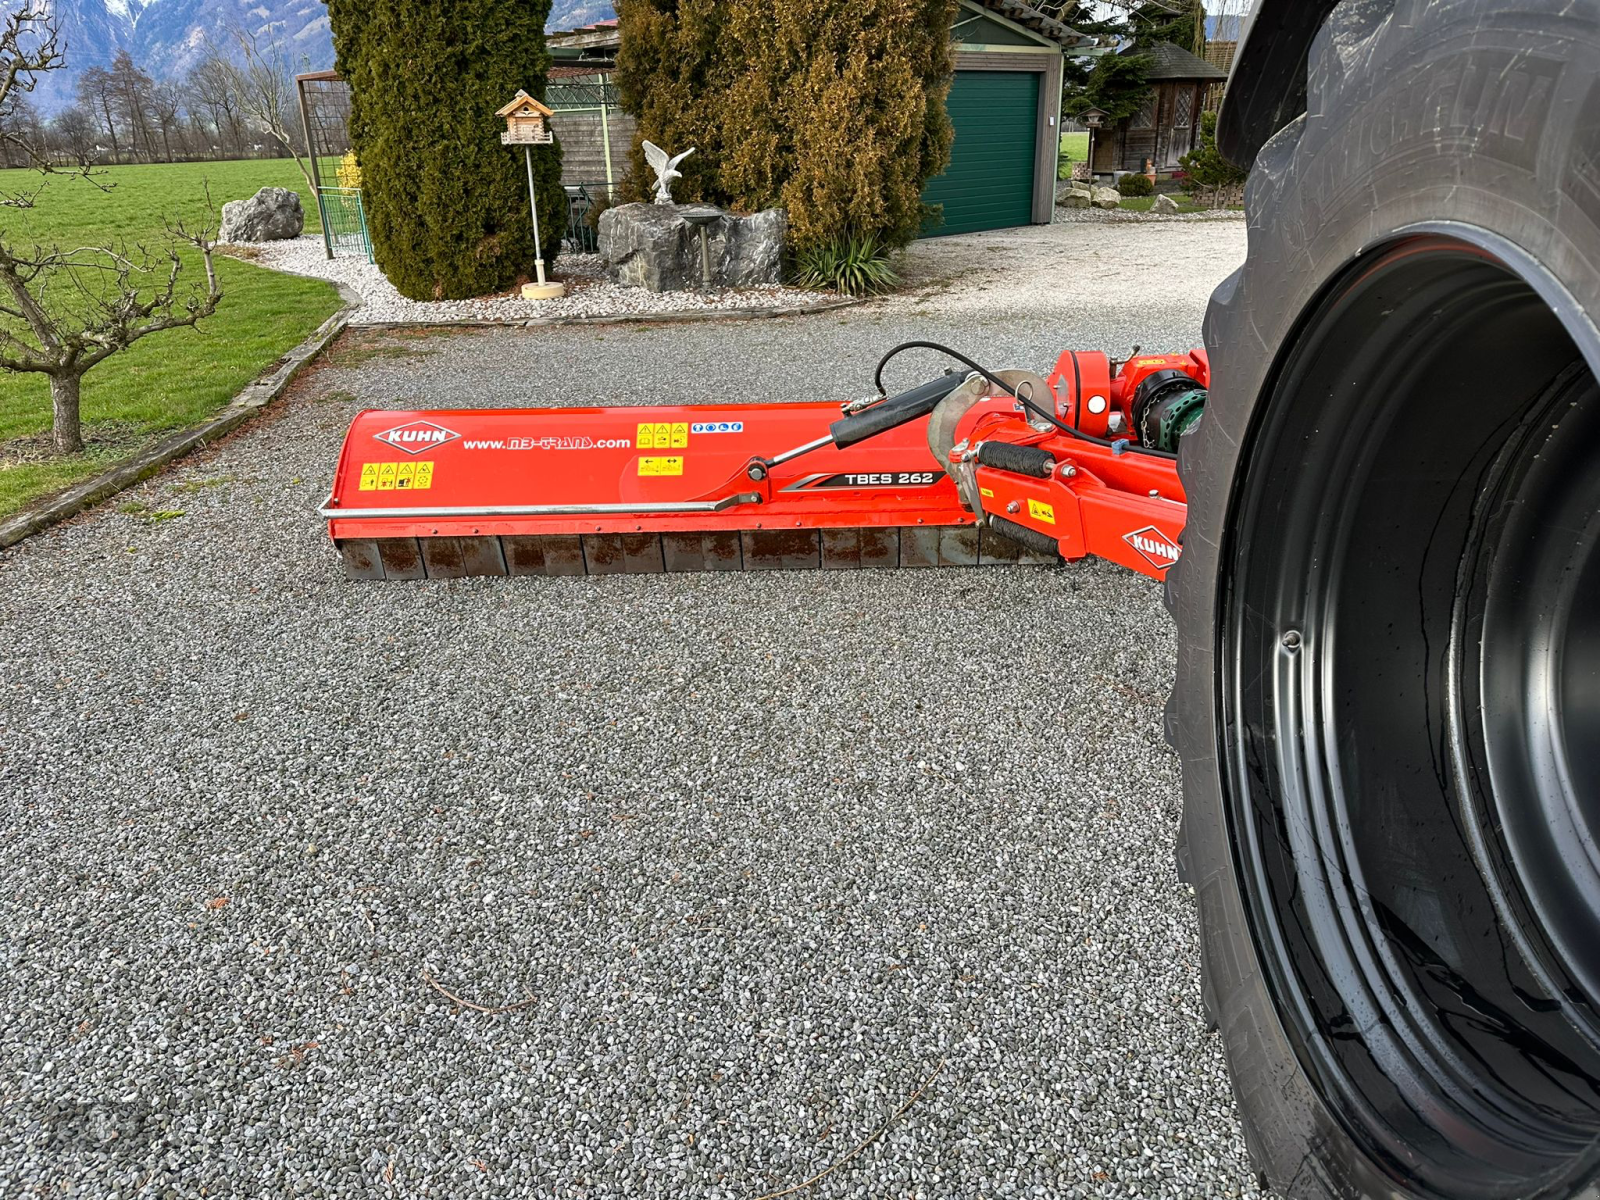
(564, 182, 616, 254)
(547, 73, 634, 192)
(317, 188, 375, 264)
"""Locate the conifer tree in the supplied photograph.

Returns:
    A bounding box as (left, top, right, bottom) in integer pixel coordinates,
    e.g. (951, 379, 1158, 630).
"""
(615, 0, 957, 251)
(327, 0, 566, 301)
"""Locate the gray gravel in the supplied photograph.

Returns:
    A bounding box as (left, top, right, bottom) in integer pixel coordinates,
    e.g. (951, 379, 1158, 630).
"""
(248, 238, 836, 326)
(1, 219, 1256, 1198)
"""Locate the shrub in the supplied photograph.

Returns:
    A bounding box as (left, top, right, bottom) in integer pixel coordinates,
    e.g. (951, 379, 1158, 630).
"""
(327, 0, 567, 300)
(1117, 172, 1155, 197)
(616, 0, 958, 254)
(336, 151, 362, 189)
(1180, 111, 1249, 207)
(584, 187, 617, 234)
(791, 232, 899, 296)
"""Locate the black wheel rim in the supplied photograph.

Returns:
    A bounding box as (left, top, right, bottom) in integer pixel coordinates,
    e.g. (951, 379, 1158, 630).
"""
(1221, 233, 1600, 1197)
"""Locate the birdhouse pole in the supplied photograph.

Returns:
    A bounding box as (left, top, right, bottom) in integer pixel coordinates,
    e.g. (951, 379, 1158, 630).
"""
(524, 145, 547, 285)
(498, 89, 564, 300)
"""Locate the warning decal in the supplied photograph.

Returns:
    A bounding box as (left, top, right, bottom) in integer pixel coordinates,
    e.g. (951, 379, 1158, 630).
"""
(637, 422, 689, 450)
(359, 461, 435, 491)
(639, 456, 685, 477)
(1027, 499, 1056, 525)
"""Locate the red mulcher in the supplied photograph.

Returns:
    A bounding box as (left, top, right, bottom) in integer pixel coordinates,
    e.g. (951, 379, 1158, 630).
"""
(322, 341, 1204, 581)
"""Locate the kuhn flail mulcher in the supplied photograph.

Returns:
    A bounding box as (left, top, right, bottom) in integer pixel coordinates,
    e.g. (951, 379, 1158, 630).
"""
(324, 2, 1600, 1196)
(323, 342, 1200, 581)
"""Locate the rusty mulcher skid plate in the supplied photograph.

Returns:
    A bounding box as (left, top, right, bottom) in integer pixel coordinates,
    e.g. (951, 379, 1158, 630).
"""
(336, 524, 1055, 581)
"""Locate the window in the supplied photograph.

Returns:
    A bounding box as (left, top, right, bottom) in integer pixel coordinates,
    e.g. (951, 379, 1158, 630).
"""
(1173, 88, 1194, 130)
(1132, 91, 1158, 130)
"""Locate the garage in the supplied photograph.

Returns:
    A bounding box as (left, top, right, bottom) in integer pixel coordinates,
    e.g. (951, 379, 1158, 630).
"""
(923, 70, 1040, 234)
(922, 1, 1076, 236)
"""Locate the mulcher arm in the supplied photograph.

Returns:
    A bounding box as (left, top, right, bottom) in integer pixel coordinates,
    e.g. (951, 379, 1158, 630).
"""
(322, 344, 1202, 581)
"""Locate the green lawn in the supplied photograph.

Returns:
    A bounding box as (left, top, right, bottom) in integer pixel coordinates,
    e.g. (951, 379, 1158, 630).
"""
(1059, 132, 1090, 162)
(1117, 194, 1207, 213)
(0, 159, 343, 515)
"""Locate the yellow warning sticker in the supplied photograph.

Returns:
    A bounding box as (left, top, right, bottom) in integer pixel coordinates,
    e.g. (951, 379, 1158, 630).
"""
(979, 486, 994, 499)
(359, 461, 433, 492)
(1028, 498, 1056, 525)
(637, 422, 689, 450)
(639, 456, 685, 477)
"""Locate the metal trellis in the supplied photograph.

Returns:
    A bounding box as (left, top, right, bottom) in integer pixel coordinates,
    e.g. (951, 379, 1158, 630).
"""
(295, 71, 374, 263)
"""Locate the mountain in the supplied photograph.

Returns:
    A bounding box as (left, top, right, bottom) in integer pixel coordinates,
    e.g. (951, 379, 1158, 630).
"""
(30, 1, 618, 114)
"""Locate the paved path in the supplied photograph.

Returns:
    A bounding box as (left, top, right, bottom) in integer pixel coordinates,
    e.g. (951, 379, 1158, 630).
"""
(0, 220, 1259, 1199)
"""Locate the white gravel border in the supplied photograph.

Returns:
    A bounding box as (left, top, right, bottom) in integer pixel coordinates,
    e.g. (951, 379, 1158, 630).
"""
(237, 236, 839, 326)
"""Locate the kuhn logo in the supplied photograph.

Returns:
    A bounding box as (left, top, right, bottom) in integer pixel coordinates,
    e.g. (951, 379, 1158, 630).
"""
(1124, 525, 1181, 571)
(374, 421, 460, 455)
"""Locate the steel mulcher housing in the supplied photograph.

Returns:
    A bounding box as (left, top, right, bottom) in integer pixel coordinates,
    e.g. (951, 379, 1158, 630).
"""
(322, 345, 1205, 582)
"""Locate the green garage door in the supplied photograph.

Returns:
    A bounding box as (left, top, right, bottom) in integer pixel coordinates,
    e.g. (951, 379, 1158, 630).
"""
(922, 69, 1040, 236)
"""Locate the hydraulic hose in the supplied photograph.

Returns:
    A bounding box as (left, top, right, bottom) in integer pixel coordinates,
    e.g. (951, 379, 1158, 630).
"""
(871, 340, 1178, 462)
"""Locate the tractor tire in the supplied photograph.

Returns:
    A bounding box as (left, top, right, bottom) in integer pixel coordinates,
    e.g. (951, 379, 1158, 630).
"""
(1168, 2, 1600, 1197)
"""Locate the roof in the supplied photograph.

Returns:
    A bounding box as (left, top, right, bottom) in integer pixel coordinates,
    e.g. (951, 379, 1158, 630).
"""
(966, 0, 1087, 47)
(548, 18, 620, 48)
(495, 91, 554, 119)
(1121, 40, 1229, 81)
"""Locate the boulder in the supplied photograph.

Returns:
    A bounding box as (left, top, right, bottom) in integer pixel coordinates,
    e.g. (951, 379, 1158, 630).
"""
(715, 207, 786, 288)
(220, 187, 304, 243)
(599, 202, 787, 292)
(1056, 192, 1091, 209)
(1152, 193, 1181, 215)
(599, 203, 697, 291)
(1091, 186, 1121, 211)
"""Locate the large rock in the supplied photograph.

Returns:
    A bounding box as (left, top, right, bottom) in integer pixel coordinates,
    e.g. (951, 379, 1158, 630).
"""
(220, 187, 304, 243)
(1152, 193, 1181, 215)
(599, 203, 787, 292)
(1091, 186, 1121, 211)
(1057, 181, 1093, 208)
(717, 207, 786, 288)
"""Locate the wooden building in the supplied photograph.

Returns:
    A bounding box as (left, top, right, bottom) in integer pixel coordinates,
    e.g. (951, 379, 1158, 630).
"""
(1090, 42, 1228, 175)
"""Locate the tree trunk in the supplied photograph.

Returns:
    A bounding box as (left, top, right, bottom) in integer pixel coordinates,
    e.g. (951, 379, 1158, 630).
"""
(51, 373, 83, 454)
(101, 98, 120, 162)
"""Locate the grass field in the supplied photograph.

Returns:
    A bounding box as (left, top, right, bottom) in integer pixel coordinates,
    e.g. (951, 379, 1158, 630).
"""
(1117, 194, 1211, 213)
(1059, 131, 1090, 162)
(0, 159, 342, 516)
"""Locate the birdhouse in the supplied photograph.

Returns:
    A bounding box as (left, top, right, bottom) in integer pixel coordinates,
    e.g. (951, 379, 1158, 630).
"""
(498, 91, 554, 146)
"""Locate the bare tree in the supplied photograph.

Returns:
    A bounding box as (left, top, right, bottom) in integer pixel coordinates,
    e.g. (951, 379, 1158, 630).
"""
(0, 4, 225, 454)
(186, 54, 246, 158)
(50, 107, 96, 163)
(0, 90, 38, 166)
(224, 24, 315, 191)
(108, 50, 156, 162)
(0, 229, 223, 452)
(149, 81, 183, 162)
(76, 65, 121, 161)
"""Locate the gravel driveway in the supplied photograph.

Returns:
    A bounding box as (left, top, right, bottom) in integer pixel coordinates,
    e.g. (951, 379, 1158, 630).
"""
(1, 219, 1255, 1199)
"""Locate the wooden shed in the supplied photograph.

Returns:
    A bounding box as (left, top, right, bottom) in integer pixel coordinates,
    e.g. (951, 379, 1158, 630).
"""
(1091, 42, 1228, 175)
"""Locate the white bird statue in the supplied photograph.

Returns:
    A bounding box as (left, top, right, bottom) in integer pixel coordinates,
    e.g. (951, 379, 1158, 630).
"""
(642, 140, 696, 205)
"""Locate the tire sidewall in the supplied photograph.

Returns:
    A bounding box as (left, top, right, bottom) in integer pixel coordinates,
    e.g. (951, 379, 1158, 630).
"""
(1176, 2, 1600, 1195)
